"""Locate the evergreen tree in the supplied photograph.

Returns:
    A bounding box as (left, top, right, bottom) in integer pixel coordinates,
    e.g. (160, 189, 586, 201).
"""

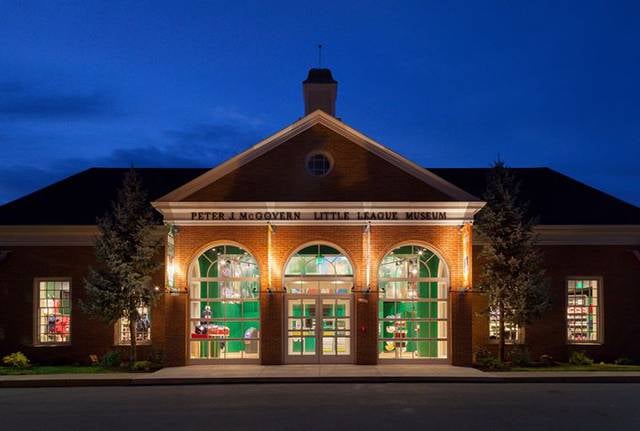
(476, 161, 549, 363)
(82, 169, 163, 365)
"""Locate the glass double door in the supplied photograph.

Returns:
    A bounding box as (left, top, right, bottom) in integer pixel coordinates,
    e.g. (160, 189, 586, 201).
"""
(285, 295, 353, 363)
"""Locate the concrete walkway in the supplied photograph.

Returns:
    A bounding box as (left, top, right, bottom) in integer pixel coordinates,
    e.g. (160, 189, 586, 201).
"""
(2, 364, 640, 387)
(144, 364, 486, 379)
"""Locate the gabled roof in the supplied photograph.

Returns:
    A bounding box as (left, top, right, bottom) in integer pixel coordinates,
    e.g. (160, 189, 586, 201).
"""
(155, 110, 479, 203)
(0, 167, 637, 226)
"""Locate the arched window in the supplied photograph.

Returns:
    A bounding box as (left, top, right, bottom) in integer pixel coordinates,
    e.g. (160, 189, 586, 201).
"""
(378, 244, 449, 360)
(284, 243, 353, 294)
(188, 244, 260, 360)
(284, 243, 354, 361)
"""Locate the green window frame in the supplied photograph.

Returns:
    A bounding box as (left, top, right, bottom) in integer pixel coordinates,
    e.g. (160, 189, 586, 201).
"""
(188, 244, 260, 360)
(378, 245, 449, 360)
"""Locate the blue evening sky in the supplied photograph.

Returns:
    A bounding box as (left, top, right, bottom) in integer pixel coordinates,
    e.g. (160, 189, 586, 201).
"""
(1, 0, 639, 205)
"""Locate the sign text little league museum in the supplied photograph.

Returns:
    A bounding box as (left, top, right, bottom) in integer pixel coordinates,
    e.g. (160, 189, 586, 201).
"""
(189, 211, 449, 222)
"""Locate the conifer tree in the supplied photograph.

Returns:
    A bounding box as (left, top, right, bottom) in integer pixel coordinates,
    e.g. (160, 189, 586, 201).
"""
(476, 161, 549, 363)
(82, 169, 163, 365)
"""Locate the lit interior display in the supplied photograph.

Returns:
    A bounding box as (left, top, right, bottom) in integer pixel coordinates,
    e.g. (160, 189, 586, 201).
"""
(567, 279, 600, 343)
(188, 245, 260, 360)
(37, 280, 71, 344)
(378, 245, 448, 359)
(116, 306, 151, 345)
(488, 307, 522, 344)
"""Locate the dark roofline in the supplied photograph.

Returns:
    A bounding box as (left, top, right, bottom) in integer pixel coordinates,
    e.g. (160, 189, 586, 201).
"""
(430, 166, 639, 210)
(0, 166, 638, 226)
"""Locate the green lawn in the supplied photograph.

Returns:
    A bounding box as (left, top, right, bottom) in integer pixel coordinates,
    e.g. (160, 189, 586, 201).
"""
(0, 365, 116, 375)
(511, 364, 640, 372)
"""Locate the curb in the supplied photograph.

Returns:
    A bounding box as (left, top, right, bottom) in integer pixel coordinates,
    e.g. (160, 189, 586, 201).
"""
(3, 375, 640, 388)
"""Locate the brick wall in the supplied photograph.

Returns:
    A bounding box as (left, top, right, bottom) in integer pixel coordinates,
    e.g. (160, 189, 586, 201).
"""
(471, 244, 640, 363)
(183, 124, 454, 202)
(0, 245, 166, 364)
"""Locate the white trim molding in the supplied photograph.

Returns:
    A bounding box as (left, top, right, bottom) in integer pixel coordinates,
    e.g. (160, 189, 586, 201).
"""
(0, 226, 165, 246)
(474, 225, 640, 246)
(152, 201, 486, 226)
(154, 110, 481, 203)
(2, 223, 638, 246)
(0, 226, 100, 246)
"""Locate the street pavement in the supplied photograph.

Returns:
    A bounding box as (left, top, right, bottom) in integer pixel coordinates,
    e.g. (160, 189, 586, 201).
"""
(1, 383, 639, 430)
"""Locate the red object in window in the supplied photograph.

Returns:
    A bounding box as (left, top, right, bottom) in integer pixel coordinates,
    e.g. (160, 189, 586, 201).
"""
(209, 326, 230, 337)
(53, 316, 69, 334)
(191, 333, 209, 339)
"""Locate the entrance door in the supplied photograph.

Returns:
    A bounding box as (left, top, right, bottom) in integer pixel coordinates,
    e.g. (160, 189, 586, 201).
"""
(285, 295, 353, 363)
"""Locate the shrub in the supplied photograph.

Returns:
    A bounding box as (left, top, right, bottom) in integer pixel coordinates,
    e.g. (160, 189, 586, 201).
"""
(477, 356, 509, 371)
(148, 349, 164, 365)
(2, 352, 30, 369)
(474, 348, 493, 363)
(508, 345, 532, 367)
(131, 360, 153, 371)
(474, 349, 509, 371)
(614, 356, 635, 365)
(539, 354, 555, 367)
(568, 351, 594, 366)
(101, 350, 122, 368)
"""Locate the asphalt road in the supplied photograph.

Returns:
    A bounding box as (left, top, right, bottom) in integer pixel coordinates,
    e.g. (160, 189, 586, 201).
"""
(2, 383, 639, 430)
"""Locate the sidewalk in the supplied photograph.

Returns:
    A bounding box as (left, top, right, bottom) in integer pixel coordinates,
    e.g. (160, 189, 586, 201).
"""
(3, 365, 640, 388)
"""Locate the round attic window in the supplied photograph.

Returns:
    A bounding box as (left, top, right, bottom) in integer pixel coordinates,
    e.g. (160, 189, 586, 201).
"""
(306, 152, 332, 176)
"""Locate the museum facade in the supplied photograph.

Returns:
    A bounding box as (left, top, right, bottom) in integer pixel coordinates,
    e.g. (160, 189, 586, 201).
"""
(1, 69, 639, 367)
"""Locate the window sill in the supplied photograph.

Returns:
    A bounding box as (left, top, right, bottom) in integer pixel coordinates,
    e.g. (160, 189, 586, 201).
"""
(33, 343, 72, 347)
(567, 342, 603, 346)
(488, 340, 524, 345)
(113, 342, 152, 347)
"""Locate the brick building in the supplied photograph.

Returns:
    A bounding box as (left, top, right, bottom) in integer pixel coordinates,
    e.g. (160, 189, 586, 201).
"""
(1, 68, 639, 366)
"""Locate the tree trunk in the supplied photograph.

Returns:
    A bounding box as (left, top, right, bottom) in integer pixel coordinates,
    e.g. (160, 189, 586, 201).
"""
(129, 318, 137, 366)
(498, 302, 506, 363)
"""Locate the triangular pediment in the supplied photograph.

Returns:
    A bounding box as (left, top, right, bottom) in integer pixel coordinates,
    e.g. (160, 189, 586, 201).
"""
(155, 110, 479, 203)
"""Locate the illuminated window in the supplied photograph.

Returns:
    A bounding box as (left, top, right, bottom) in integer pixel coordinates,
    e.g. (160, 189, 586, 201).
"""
(188, 244, 260, 360)
(284, 243, 353, 294)
(489, 308, 523, 344)
(35, 279, 71, 344)
(284, 244, 354, 360)
(378, 245, 449, 360)
(567, 278, 602, 344)
(306, 152, 332, 176)
(116, 306, 151, 345)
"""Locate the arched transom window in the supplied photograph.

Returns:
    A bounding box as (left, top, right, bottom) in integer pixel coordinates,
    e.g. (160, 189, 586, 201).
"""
(284, 244, 353, 295)
(188, 244, 260, 361)
(378, 244, 449, 360)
